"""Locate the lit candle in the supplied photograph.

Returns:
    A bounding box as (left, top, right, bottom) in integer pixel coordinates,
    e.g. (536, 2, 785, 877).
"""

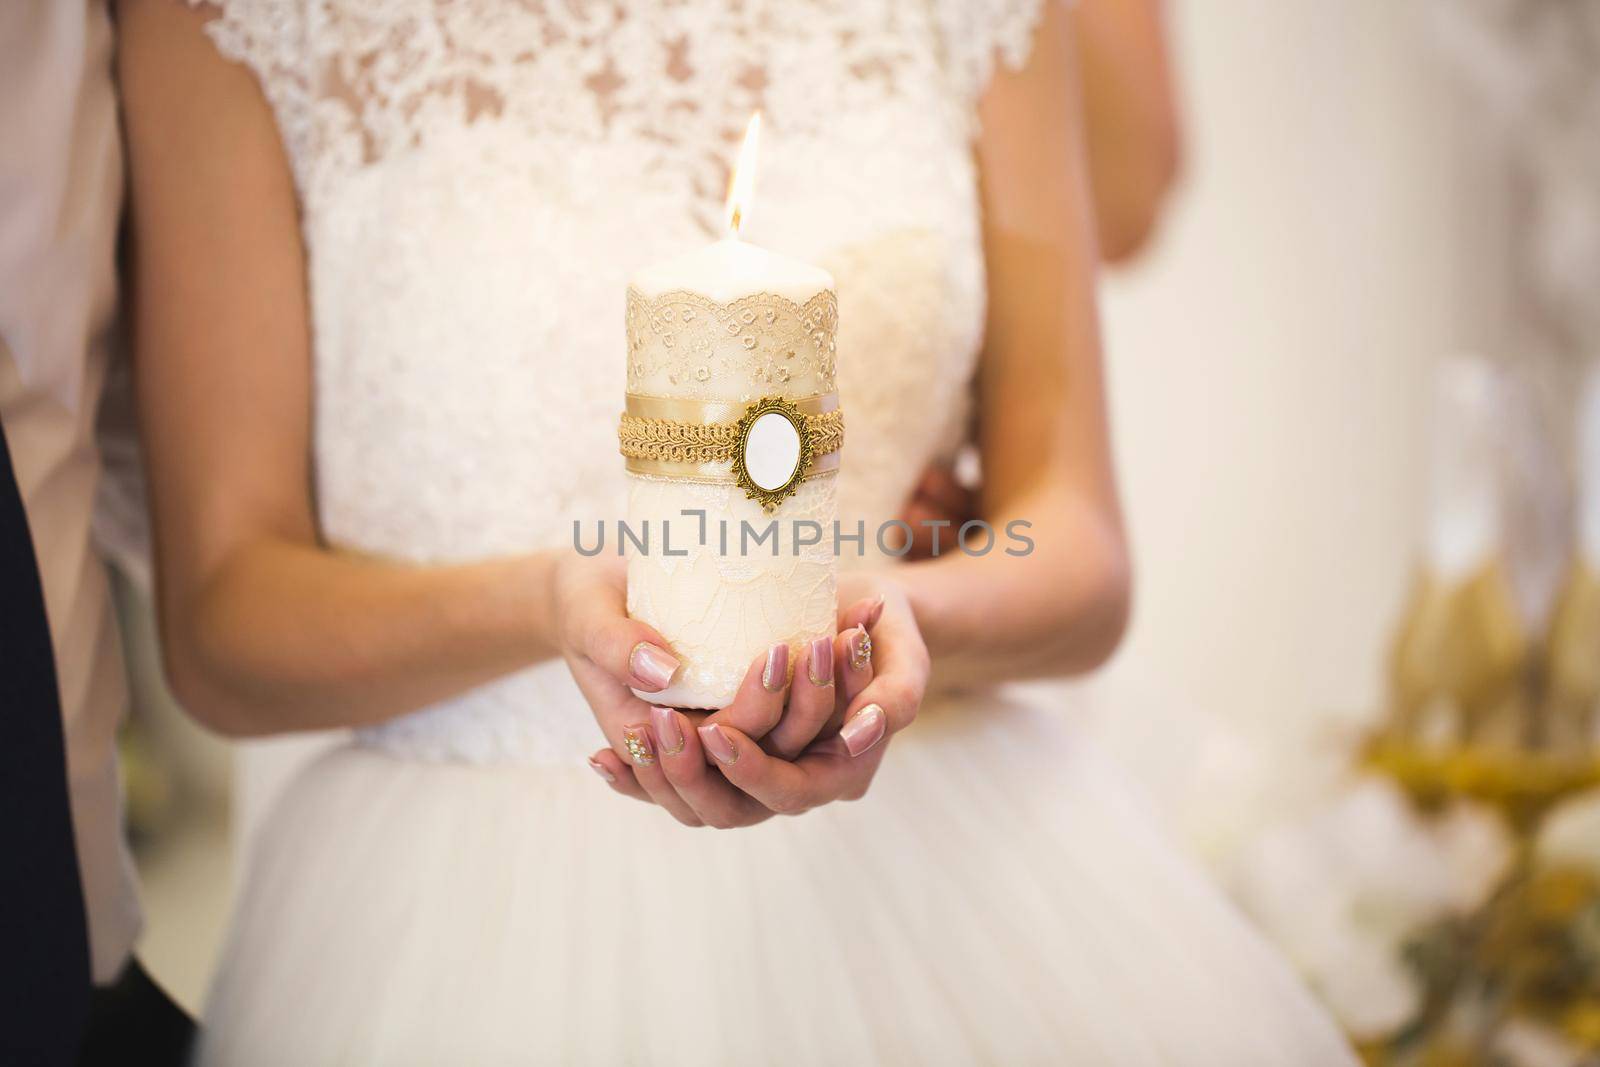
(620, 114, 841, 708)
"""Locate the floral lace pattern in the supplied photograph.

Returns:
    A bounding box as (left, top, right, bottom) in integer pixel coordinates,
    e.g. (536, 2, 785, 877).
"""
(626, 289, 839, 399)
(626, 473, 839, 705)
(189, 0, 1047, 763)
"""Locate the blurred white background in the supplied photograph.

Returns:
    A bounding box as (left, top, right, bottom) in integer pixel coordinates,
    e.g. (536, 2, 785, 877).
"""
(1093, 0, 1507, 809)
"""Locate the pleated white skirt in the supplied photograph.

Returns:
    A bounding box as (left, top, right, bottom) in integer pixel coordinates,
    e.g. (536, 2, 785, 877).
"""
(197, 691, 1356, 1066)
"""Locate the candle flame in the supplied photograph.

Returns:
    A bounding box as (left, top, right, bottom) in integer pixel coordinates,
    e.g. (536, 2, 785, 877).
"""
(724, 112, 762, 237)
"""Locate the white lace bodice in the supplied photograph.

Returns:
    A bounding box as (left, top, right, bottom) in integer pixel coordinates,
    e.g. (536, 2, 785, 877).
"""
(194, 0, 1046, 764)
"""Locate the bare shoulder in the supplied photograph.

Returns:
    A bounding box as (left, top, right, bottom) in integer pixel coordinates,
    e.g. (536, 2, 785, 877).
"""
(116, 0, 298, 250)
(115, 0, 278, 159)
(116, 0, 225, 75)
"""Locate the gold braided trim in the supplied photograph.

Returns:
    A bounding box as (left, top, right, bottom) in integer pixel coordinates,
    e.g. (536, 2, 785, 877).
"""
(618, 393, 843, 509)
(618, 415, 736, 464)
(809, 409, 846, 456)
(619, 408, 844, 465)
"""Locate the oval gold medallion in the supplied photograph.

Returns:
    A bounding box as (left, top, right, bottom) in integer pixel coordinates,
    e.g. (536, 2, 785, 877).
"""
(733, 397, 814, 511)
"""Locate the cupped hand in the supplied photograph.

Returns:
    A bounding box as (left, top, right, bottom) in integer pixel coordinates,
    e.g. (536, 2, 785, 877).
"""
(589, 574, 929, 825)
(556, 552, 800, 827)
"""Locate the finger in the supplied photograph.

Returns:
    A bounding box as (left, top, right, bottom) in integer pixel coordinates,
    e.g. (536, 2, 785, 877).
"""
(618, 721, 704, 826)
(811, 654, 917, 761)
(650, 706, 769, 829)
(813, 604, 880, 739)
(701, 642, 790, 741)
(567, 580, 682, 694)
(800, 733, 891, 802)
(698, 723, 819, 814)
(838, 623, 875, 709)
(837, 594, 885, 635)
(700, 722, 887, 815)
(841, 594, 926, 745)
(765, 634, 838, 759)
(567, 652, 664, 769)
(587, 749, 651, 804)
(835, 700, 890, 757)
(814, 647, 917, 760)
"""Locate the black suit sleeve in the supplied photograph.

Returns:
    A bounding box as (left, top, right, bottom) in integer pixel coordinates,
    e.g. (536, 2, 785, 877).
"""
(0, 414, 92, 1067)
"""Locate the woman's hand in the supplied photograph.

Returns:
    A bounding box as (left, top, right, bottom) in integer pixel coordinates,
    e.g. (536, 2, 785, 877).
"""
(900, 464, 979, 561)
(589, 575, 930, 824)
(555, 552, 794, 827)
(700, 577, 927, 813)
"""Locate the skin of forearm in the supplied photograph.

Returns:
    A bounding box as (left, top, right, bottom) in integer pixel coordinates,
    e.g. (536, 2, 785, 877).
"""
(898, 484, 1130, 687)
(161, 540, 560, 736)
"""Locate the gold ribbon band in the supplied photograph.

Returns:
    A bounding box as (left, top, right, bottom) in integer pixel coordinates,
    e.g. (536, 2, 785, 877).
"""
(625, 392, 839, 423)
(623, 450, 841, 483)
(618, 392, 843, 477)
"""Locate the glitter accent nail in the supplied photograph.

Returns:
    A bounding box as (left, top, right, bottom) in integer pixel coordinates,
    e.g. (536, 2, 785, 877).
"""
(622, 724, 656, 766)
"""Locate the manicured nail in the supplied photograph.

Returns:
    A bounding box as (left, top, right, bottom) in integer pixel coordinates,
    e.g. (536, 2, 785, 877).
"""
(839, 703, 886, 757)
(622, 723, 655, 766)
(698, 724, 738, 765)
(762, 642, 790, 692)
(808, 635, 834, 687)
(650, 705, 684, 756)
(866, 594, 886, 629)
(630, 642, 679, 692)
(587, 757, 615, 783)
(848, 626, 872, 672)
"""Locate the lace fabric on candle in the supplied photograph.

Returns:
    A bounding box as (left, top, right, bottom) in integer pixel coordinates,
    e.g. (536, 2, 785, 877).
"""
(626, 472, 838, 704)
(150, 0, 1047, 762)
(626, 289, 838, 399)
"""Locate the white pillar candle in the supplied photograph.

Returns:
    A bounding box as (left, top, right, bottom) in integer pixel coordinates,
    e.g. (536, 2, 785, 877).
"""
(621, 117, 840, 708)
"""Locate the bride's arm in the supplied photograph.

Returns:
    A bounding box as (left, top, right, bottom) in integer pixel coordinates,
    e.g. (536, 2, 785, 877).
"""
(899, 4, 1132, 685)
(120, 1, 803, 774)
(116, 0, 569, 735)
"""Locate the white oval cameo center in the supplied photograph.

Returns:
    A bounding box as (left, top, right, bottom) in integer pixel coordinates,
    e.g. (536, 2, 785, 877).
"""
(743, 411, 803, 492)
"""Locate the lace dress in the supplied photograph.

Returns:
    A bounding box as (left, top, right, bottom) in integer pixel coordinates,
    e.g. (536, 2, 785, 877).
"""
(186, 1, 1357, 1062)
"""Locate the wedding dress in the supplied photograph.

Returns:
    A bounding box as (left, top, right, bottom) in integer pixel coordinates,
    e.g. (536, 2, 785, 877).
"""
(187, 1, 1357, 1062)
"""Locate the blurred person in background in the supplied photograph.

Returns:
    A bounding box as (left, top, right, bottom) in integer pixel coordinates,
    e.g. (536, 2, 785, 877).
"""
(903, 0, 1182, 553)
(1075, 0, 1182, 261)
(0, 1, 192, 1063)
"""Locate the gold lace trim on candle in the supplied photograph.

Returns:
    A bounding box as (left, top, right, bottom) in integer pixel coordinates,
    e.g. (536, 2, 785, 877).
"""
(625, 289, 839, 399)
(619, 393, 842, 510)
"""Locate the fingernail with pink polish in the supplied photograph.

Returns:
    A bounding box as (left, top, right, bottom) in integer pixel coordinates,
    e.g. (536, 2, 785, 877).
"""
(622, 723, 656, 766)
(808, 635, 834, 687)
(587, 757, 615, 783)
(763, 642, 789, 692)
(630, 642, 679, 692)
(839, 703, 886, 757)
(866, 594, 886, 629)
(650, 705, 684, 756)
(698, 724, 738, 766)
